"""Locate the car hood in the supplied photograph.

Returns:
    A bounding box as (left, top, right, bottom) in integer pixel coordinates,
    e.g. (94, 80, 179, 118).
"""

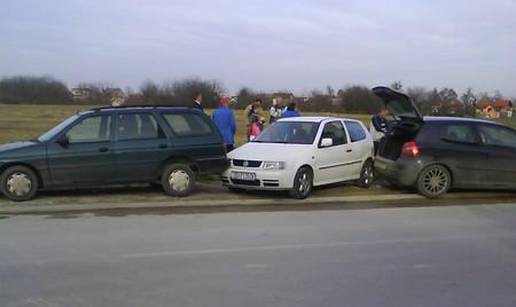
(228, 142, 313, 162)
(372, 86, 423, 121)
(0, 141, 40, 158)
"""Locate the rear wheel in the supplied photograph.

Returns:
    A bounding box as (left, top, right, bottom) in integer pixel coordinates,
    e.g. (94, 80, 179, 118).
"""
(356, 159, 375, 188)
(417, 164, 451, 198)
(161, 163, 195, 197)
(289, 166, 313, 199)
(0, 165, 39, 201)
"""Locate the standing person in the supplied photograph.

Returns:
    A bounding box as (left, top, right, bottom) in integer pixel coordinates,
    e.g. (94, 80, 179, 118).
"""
(282, 102, 300, 118)
(248, 115, 263, 141)
(192, 93, 204, 112)
(244, 98, 264, 124)
(212, 96, 237, 152)
(370, 107, 390, 154)
(244, 98, 264, 139)
(269, 99, 283, 124)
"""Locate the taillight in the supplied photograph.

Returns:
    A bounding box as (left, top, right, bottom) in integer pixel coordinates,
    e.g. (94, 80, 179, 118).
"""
(401, 141, 420, 157)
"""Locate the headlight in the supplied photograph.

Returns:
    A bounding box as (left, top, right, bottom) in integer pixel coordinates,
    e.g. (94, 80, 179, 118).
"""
(262, 161, 285, 170)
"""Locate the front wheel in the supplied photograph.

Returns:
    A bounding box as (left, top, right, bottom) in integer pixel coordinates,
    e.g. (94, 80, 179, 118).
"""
(289, 166, 313, 199)
(356, 159, 375, 188)
(417, 164, 451, 198)
(0, 165, 39, 201)
(161, 164, 195, 197)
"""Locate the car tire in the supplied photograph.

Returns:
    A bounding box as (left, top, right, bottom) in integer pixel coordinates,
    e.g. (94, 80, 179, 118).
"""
(356, 159, 375, 188)
(161, 163, 195, 197)
(289, 166, 313, 199)
(0, 165, 39, 201)
(417, 164, 451, 198)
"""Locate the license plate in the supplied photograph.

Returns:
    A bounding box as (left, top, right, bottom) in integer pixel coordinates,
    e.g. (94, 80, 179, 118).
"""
(231, 171, 256, 181)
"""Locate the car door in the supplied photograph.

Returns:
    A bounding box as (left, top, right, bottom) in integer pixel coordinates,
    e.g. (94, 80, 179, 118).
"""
(314, 121, 356, 184)
(436, 122, 489, 187)
(113, 112, 171, 183)
(476, 123, 516, 188)
(46, 114, 115, 186)
(344, 120, 371, 178)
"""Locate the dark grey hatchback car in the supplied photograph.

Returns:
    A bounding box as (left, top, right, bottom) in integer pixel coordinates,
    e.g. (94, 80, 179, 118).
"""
(373, 86, 516, 198)
(0, 106, 227, 201)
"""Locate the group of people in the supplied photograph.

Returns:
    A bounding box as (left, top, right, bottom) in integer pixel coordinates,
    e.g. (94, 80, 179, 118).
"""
(192, 93, 300, 152)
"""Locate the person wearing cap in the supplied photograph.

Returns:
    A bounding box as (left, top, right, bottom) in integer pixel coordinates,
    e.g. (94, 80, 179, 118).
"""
(212, 96, 237, 152)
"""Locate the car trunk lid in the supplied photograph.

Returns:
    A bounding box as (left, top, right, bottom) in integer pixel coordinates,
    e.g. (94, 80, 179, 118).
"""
(372, 87, 424, 160)
(372, 86, 423, 122)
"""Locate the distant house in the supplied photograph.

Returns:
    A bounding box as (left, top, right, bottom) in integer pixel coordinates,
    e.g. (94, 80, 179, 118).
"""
(71, 88, 91, 101)
(106, 88, 125, 106)
(431, 98, 464, 116)
(477, 99, 513, 119)
(271, 92, 295, 106)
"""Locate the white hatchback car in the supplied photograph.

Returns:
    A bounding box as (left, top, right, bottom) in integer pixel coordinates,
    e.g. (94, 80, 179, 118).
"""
(222, 117, 375, 198)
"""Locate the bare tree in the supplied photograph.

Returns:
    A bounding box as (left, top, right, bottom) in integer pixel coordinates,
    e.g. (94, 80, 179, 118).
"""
(0, 75, 71, 104)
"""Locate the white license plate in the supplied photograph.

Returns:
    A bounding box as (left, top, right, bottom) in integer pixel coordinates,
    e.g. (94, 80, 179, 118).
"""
(231, 171, 256, 181)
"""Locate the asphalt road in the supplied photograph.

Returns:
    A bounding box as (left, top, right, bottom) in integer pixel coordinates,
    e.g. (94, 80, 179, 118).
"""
(1, 203, 515, 307)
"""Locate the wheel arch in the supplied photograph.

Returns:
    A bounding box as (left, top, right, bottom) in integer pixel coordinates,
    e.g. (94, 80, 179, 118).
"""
(158, 155, 199, 179)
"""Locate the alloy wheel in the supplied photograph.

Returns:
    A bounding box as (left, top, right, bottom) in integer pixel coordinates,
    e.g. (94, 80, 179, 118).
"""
(422, 167, 449, 195)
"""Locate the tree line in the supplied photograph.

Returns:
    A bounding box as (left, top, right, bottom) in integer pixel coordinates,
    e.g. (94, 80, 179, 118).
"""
(0, 75, 511, 116)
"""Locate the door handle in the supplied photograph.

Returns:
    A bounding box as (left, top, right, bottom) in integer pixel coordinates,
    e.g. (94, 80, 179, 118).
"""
(98, 147, 109, 153)
(159, 143, 168, 149)
(346, 149, 353, 153)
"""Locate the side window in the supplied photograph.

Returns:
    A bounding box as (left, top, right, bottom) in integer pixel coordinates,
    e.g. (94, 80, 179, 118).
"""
(345, 121, 367, 142)
(320, 121, 347, 146)
(477, 125, 516, 149)
(441, 124, 477, 144)
(162, 113, 213, 137)
(117, 113, 164, 140)
(66, 115, 111, 143)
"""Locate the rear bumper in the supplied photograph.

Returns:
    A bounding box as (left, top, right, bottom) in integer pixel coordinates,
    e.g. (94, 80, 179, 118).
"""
(374, 156, 424, 187)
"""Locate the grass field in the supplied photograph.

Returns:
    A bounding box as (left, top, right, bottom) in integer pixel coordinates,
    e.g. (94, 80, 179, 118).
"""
(0, 104, 371, 146)
(0, 104, 514, 145)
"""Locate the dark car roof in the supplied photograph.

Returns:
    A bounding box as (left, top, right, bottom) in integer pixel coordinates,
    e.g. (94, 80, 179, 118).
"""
(423, 116, 500, 125)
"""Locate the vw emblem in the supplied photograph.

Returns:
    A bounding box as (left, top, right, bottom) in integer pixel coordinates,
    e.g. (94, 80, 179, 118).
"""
(243, 161, 249, 167)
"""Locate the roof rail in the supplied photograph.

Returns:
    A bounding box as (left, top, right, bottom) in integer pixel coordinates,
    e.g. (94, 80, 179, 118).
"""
(90, 105, 189, 111)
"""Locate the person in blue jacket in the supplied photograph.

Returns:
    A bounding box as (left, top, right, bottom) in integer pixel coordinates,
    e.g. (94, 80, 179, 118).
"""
(282, 102, 300, 118)
(212, 96, 237, 152)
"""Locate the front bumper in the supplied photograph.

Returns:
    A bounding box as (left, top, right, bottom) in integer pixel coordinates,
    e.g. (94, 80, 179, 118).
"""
(374, 156, 424, 187)
(222, 167, 293, 190)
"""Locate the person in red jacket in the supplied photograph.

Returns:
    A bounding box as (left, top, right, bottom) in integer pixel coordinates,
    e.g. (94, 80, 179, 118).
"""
(249, 116, 265, 141)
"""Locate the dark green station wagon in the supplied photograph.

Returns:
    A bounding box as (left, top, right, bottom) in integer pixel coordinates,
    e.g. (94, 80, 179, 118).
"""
(0, 106, 228, 201)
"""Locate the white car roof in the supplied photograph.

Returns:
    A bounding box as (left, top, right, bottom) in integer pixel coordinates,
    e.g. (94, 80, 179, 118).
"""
(278, 116, 362, 123)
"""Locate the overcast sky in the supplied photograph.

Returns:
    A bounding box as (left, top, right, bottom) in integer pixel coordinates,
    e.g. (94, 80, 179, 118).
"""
(1, 0, 515, 96)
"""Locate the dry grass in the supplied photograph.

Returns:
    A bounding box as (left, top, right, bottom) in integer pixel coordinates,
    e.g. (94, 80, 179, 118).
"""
(0, 104, 371, 146)
(1, 104, 514, 146)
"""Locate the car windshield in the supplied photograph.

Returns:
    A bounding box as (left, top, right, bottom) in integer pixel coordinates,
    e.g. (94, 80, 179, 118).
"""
(37, 114, 79, 142)
(253, 121, 319, 144)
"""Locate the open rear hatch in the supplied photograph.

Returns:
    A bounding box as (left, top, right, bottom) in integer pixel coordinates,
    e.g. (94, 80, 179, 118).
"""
(372, 86, 424, 160)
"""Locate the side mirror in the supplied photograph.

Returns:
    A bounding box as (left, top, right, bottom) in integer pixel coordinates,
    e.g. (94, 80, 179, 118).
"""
(320, 138, 333, 148)
(56, 134, 70, 147)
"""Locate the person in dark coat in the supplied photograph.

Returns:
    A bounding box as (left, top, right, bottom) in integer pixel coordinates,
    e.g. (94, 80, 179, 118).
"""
(192, 93, 204, 112)
(370, 107, 390, 154)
